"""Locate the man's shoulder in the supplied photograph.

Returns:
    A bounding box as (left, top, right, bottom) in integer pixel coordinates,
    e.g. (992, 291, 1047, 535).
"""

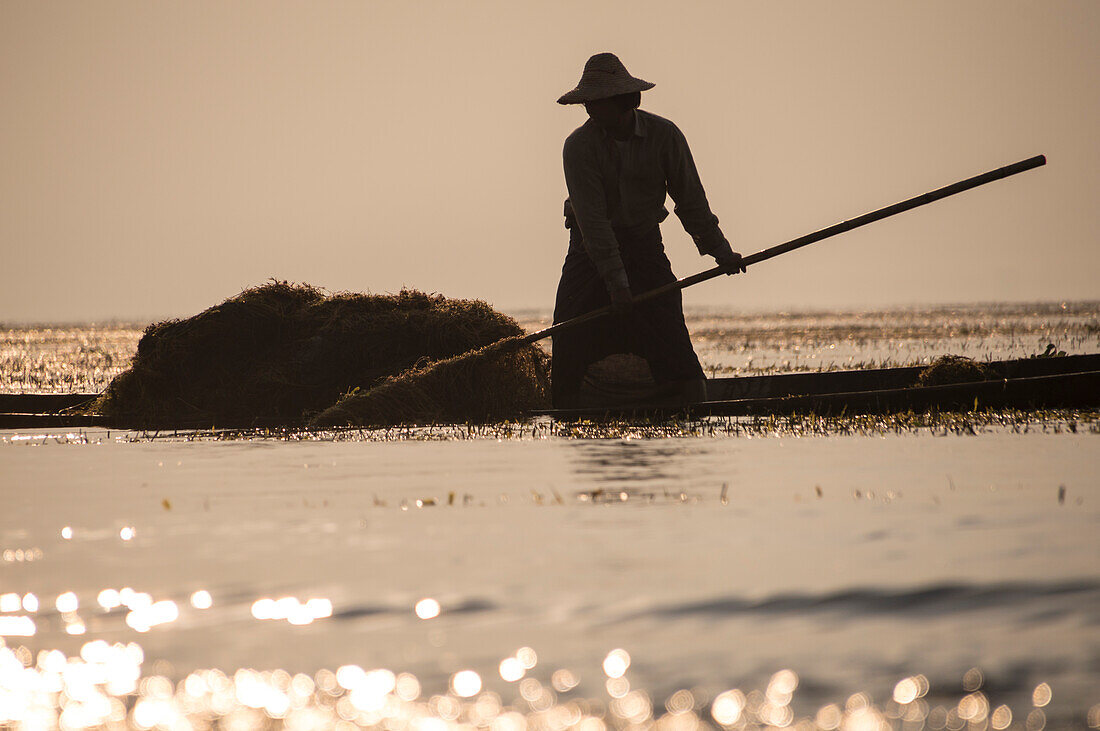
(637, 109, 683, 139)
(563, 120, 602, 162)
(564, 119, 599, 147)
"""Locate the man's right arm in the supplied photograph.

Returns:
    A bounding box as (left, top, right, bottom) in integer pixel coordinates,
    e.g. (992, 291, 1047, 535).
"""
(563, 136, 630, 296)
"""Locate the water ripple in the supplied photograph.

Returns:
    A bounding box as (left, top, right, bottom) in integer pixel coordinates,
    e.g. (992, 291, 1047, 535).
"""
(618, 579, 1100, 622)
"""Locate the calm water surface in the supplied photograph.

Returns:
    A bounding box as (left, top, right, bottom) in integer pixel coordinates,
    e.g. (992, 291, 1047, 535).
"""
(1, 303, 1099, 729)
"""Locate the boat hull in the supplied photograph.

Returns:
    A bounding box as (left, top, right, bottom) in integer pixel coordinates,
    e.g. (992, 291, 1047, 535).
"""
(541, 354, 1100, 419)
(2, 355, 1098, 427)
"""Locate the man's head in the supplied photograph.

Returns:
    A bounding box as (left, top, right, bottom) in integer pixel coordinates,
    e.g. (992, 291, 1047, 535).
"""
(583, 92, 641, 134)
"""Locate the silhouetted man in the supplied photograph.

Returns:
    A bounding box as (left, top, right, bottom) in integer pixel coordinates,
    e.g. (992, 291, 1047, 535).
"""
(552, 52, 743, 408)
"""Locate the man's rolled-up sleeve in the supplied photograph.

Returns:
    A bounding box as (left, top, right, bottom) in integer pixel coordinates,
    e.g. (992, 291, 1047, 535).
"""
(664, 123, 729, 255)
(563, 137, 630, 291)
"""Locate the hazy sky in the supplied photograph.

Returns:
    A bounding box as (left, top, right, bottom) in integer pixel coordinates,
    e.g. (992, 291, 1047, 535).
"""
(2, 1, 1098, 323)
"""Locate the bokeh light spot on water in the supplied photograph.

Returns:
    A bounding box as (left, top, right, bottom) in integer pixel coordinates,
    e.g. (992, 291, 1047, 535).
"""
(415, 598, 441, 619)
(364, 669, 396, 696)
(711, 689, 746, 726)
(0, 616, 36, 636)
(665, 688, 694, 715)
(451, 669, 481, 698)
(1033, 681, 1052, 707)
(124, 591, 153, 611)
(516, 646, 537, 669)
(250, 596, 331, 625)
(491, 710, 528, 731)
(190, 590, 213, 609)
(576, 717, 606, 731)
(844, 706, 888, 731)
(395, 672, 421, 701)
(991, 704, 1013, 729)
(962, 666, 984, 691)
(336, 665, 366, 690)
(761, 702, 793, 727)
(348, 668, 397, 712)
(119, 526, 136, 541)
(605, 676, 630, 699)
(55, 591, 78, 613)
(61, 526, 73, 540)
(500, 656, 525, 682)
(766, 668, 798, 707)
(432, 692, 462, 720)
(472, 690, 503, 725)
(125, 600, 178, 632)
(814, 702, 842, 730)
(519, 677, 545, 703)
(0, 594, 19, 613)
(21, 594, 38, 613)
(98, 588, 122, 610)
(610, 689, 652, 724)
(958, 692, 989, 723)
(551, 668, 579, 692)
(892, 674, 929, 705)
(902, 698, 929, 725)
(602, 648, 630, 679)
(1026, 708, 1047, 730)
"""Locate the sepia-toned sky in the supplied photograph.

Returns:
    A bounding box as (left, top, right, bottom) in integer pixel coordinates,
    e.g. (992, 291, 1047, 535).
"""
(2, 1, 1098, 323)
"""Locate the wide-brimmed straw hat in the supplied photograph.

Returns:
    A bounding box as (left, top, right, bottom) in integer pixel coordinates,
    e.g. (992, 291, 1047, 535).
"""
(557, 53, 655, 105)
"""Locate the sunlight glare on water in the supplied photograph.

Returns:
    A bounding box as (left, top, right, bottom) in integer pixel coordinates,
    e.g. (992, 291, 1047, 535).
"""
(189, 590, 213, 609)
(602, 649, 630, 679)
(416, 598, 442, 619)
(499, 657, 525, 682)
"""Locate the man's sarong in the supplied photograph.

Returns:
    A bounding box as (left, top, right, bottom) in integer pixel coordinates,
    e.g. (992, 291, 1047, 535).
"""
(551, 224, 705, 408)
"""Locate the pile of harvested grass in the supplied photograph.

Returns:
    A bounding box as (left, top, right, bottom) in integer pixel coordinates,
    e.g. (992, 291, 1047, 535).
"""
(916, 355, 994, 387)
(310, 337, 550, 427)
(98, 282, 544, 427)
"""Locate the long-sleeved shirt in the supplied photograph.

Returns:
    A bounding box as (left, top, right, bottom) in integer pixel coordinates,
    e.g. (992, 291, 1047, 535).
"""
(562, 109, 729, 290)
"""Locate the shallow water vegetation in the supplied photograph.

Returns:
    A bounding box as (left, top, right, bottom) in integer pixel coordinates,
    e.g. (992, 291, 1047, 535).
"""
(0, 325, 140, 393)
(112, 408, 1099, 443)
(691, 301, 1100, 376)
(915, 354, 994, 386)
(310, 336, 551, 428)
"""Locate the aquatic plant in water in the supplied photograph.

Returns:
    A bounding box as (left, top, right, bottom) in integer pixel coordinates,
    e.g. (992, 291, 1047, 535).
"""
(915, 355, 993, 387)
(94, 282, 549, 427)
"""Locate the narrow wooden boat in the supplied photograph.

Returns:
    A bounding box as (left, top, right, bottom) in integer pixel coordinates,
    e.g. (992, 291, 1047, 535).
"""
(538, 353, 1100, 419)
(2, 354, 1097, 429)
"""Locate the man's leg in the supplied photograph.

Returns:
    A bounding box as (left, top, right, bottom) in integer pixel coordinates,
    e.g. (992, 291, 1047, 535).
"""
(640, 295, 708, 403)
(617, 228, 707, 402)
(551, 242, 615, 409)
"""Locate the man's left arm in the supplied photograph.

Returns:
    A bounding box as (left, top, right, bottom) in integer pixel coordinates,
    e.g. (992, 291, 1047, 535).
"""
(664, 125, 745, 274)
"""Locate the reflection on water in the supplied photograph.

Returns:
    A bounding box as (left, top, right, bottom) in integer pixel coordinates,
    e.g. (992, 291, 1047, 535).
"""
(566, 440, 710, 503)
(569, 441, 683, 483)
(415, 598, 442, 620)
(251, 596, 333, 625)
(615, 579, 1100, 623)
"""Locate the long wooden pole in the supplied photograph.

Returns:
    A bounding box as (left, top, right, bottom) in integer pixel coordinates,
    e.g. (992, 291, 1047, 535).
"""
(522, 154, 1046, 345)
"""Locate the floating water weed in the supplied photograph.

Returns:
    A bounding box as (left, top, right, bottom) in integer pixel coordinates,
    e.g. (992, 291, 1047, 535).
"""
(916, 355, 993, 386)
(309, 336, 550, 427)
(94, 407, 1098, 443)
(93, 282, 545, 427)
